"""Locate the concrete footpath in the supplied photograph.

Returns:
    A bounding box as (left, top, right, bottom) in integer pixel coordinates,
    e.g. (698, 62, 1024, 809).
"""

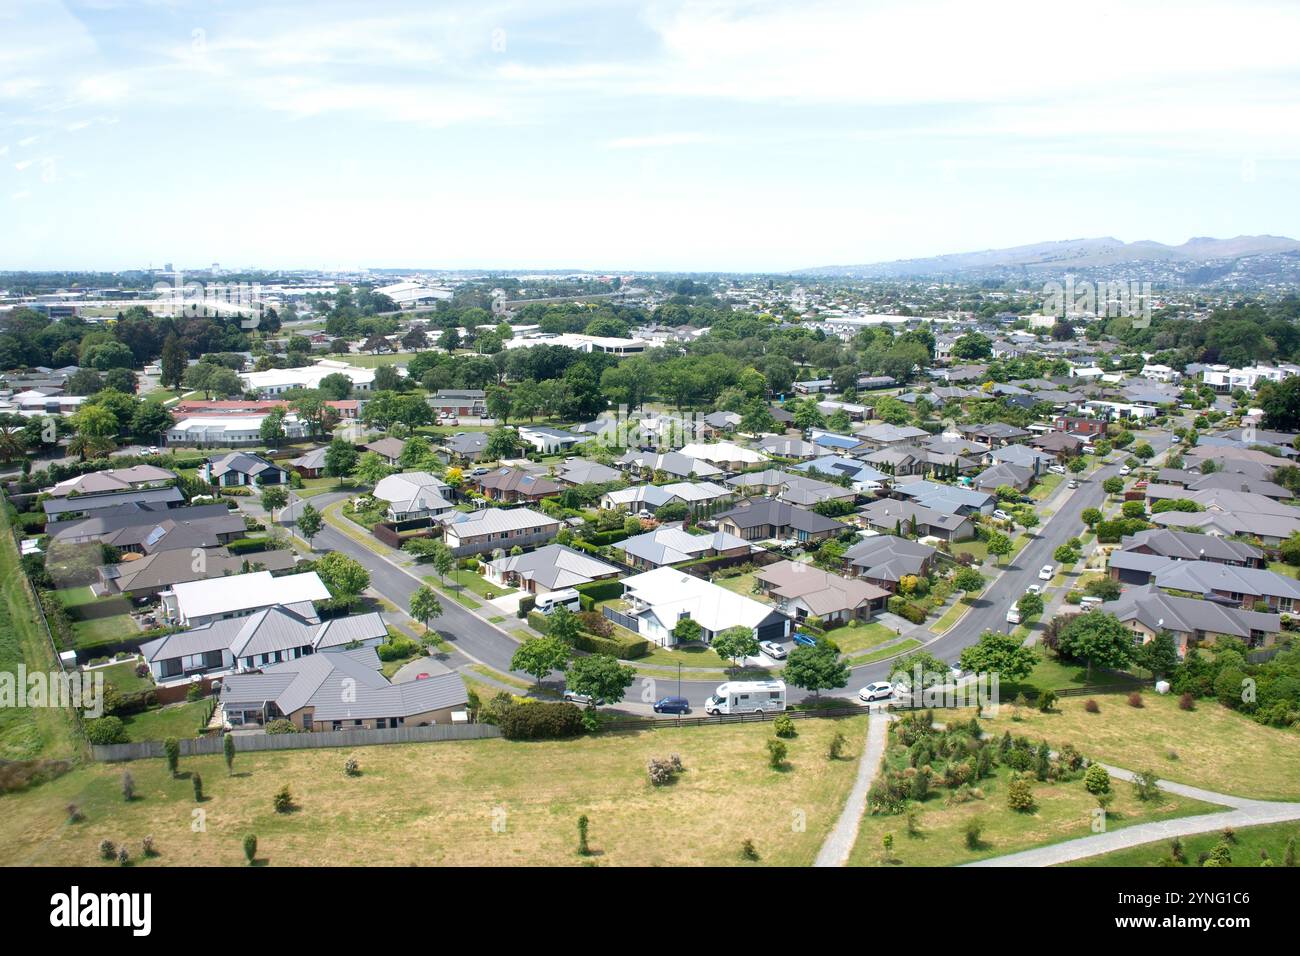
(814, 710, 890, 867)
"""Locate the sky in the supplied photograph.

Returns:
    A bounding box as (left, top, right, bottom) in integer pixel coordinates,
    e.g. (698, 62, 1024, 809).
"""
(1, 0, 1299, 273)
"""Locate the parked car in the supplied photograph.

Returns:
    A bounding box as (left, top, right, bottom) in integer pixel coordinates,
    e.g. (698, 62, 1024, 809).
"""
(1067, 479, 1078, 489)
(1049, 464, 1067, 475)
(1006, 606, 1020, 625)
(792, 632, 818, 648)
(563, 689, 605, 706)
(759, 640, 788, 660)
(858, 681, 894, 702)
(653, 696, 691, 715)
(992, 509, 1012, 521)
(1025, 584, 1041, 595)
(1119, 465, 1131, 476)
(1039, 564, 1054, 580)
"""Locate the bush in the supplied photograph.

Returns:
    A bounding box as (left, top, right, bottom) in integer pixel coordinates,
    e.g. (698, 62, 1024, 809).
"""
(773, 714, 797, 738)
(1083, 698, 1100, 714)
(1179, 692, 1196, 711)
(85, 716, 128, 745)
(1084, 763, 1111, 795)
(1038, 689, 1058, 712)
(376, 637, 420, 661)
(1007, 776, 1036, 812)
(225, 537, 270, 555)
(99, 839, 116, 861)
(740, 839, 759, 861)
(344, 757, 360, 777)
(828, 731, 847, 760)
(1128, 691, 1144, 708)
(575, 579, 623, 604)
(497, 701, 585, 740)
(1132, 769, 1161, 802)
(886, 595, 927, 624)
(647, 754, 684, 786)
(964, 818, 983, 850)
(516, 595, 536, 618)
(766, 738, 788, 769)
(273, 785, 294, 813)
(243, 833, 257, 864)
(141, 835, 156, 857)
(266, 719, 297, 735)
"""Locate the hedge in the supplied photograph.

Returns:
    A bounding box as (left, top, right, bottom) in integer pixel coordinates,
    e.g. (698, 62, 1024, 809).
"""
(583, 529, 629, 547)
(575, 579, 624, 604)
(887, 595, 927, 624)
(574, 631, 651, 660)
(497, 700, 585, 740)
(225, 538, 269, 555)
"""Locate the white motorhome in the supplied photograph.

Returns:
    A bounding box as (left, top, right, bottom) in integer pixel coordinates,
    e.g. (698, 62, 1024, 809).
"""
(535, 588, 581, 615)
(705, 680, 787, 716)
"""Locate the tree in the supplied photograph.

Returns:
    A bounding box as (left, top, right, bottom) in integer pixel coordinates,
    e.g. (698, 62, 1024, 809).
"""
(1053, 543, 1079, 565)
(986, 531, 1012, 565)
(160, 333, 187, 389)
(952, 566, 985, 598)
(409, 585, 444, 632)
(1138, 630, 1180, 680)
(164, 737, 180, 776)
(672, 617, 703, 645)
(783, 637, 850, 699)
(959, 630, 1037, 682)
(1057, 611, 1135, 681)
(432, 541, 454, 586)
(1102, 476, 1124, 496)
(261, 485, 289, 523)
(1017, 591, 1044, 619)
(315, 551, 370, 602)
(317, 372, 353, 401)
(130, 402, 174, 444)
(324, 437, 358, 479)
(564, 654, 636, 706)
(354, 451, 393, 487)
(510, 636, 570, 690)
(297, 503, 323, 547)
(712, 626, 760, 674)
(1081, 506, 1103, 529)
(485, 426, 520, 461)
(243, 833, 257, 865)
(224, 734, 236, 775)
(1067, 456, 1087, 474)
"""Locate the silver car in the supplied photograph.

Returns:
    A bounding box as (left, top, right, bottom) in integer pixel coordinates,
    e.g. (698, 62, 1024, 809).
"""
(759, 640, 787, 660)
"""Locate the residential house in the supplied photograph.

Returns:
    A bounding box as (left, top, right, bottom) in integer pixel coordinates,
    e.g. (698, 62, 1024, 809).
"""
(957, 423, 1031, 447)
(841, 535, 937, 591)
(473, 466, 564, 503)
(202, 452, 287, 488)
(443, 431, 489, 463)
(1102, 584, 1281, 655)
(42, 485, 185, 523)
(891, 479, 995, 516)
(854, 423, 930, 450)
(972, 461, 1035, 493)
(856, 498, 974, 541)
(161, 569, 331, 627)
(756, 436, 823, 460)
(1029, 431, 1084, 460)
(288, 447, 328, 478)
(615, 566, 790, 647)
(429, 389, 487, 417)
(614, 526, 754, 570)
(714, 499, 845, 545)
(1118, 528, 1265, 569)
(724, 469, 856, 507)
(98, 547, 296, 600)
(372, 472, 454, 522)
(615, 450, 722, 480)
(45, 465, 176, 498)
(437, 507, 561, 557)
(518, 425, 590, 455)
(754, 560, 889, 624)
(484, 544, 621, 594)
(676, 441, 769, 472)
(141, 606, 386, 682)
(362, 437, 407, 465)
(220, 647, 468, 730)
(556, 459, 622, 487)
(48, 503, 246, 553)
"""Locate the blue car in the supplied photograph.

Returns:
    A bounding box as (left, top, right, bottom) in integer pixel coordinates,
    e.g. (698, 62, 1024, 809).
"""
(653, 696, 691, 715)
(793, 632, 818, 647)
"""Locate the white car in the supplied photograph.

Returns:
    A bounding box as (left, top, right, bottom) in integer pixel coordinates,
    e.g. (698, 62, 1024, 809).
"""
(1039, 565, 1054, 580)
(1049, 464, 1067, 475)
(1025, 584, 1041, 595)
(759, 640, 787, 660)
(992, 509, 1012, 521)
(1119, 466, 1131, 476)
(1006, 607, 1021, 624)
(858, 681, 894, 702)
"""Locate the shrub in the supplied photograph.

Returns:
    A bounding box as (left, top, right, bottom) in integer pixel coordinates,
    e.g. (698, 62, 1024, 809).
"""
(497, 701, 584, 740)
(740, 839, 759, 861)
(186, 683, 203, 703)
(243, 834, 257, 864)
(1084, 764, 1111, 795)
(1179, 692, 1195, 711)
(964, 818, 983, 850)
(1007, 776, 1035, 812)
(1127, 691, 1144, 708)
(766, 738, 788, 769)
(517, 594, 536, 618)
(828, 731, 847, 760)
(273, 785, 294, 813)
(647, 754, 684, 786)
(344, 757, 360, 777)
(265, 719, 297, 735)
(141, 835, 156, 857)
(99, 839, 116, 861)
(66, 803, 83, 824)
(85, 717, 128, 746)
(117, 845, 130, 866)
(376, 637, 420, 661)
(1132, 769, 1161, 802)
(192, 772, 203, 802)
(121, 772, 135, 802)
(773, 714, 797, 738)
(1038, 689, 1058, 712)
(1083, 698, 1100, 714)
(164, 737, 180, 775)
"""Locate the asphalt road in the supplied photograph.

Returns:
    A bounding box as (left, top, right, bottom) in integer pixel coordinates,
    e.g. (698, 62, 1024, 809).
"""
(273, 430, 1176, 712)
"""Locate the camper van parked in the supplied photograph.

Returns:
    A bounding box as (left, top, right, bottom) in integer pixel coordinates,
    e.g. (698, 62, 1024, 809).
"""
(704, 680, 787, 716)
(535, 588, 581, 615)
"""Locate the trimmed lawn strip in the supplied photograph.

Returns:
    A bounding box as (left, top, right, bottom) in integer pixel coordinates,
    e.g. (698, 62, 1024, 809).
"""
(120, 700, 213, 742)
(1067, 821, 1300, 867)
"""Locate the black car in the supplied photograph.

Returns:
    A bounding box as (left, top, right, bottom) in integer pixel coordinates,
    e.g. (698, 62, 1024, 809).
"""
(653, 696, 691, 715)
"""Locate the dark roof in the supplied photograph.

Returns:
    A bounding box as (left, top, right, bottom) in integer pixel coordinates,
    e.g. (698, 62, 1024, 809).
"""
(716, 499, 843, 534)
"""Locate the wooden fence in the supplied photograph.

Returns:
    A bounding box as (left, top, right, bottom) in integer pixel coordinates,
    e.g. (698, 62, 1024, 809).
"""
(91, 722, 501, 762)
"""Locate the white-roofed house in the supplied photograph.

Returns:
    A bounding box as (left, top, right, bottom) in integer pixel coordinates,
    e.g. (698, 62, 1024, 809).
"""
(160, 569, 331, 627)
(614, 566, 791, 647)
(372, 471, 454, 522)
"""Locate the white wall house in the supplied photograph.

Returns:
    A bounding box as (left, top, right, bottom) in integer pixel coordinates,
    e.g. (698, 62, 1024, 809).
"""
(160, 570, 330, 627)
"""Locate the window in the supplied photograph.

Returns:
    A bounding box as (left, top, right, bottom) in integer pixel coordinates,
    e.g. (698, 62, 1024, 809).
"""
(302, 713, 312, 730)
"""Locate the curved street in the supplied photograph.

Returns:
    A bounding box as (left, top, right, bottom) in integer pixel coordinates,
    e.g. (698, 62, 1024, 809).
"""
(257, 429, 1176, 714)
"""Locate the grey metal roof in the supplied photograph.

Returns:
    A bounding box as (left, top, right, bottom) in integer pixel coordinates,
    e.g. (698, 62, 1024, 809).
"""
(43, 485, 184, 517)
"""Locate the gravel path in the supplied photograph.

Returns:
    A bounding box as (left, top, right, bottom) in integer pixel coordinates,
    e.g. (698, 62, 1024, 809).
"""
(814, 709, 890, 867)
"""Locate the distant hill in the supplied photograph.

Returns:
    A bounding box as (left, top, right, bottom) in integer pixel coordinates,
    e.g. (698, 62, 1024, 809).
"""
(798, 235, 1300, 281)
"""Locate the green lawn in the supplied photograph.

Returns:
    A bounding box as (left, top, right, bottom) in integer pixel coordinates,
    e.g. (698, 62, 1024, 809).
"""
(950, 540, 988, 565)
(712, 572, 760, 597)
(120, 700, 213, 742)
(97, 659, 153, 695)
(1030, 473, 1064, 501)
(422, 576, 485, 610)
(1068, 821, 1300, 867)
(632, 641, 730, 670)
(827, 621, 897, 654)
(931, 599, 972, 633)
(334, 353, 408, 368)
(850, 637, 920, 663)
